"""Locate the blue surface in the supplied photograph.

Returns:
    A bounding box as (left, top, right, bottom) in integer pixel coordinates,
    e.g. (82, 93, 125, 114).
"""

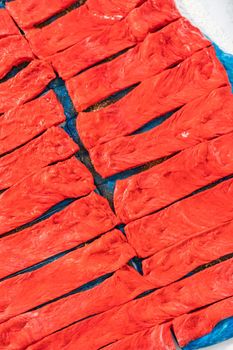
(1, 1, 233, 347)
(184, 317, 233, 349)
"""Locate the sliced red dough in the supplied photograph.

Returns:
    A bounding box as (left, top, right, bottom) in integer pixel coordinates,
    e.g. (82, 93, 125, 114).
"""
(67, 18, 210, 111)
(104, 324, 175, 350)
(0, 157, 95, 235)
(78, 47, 229, 149)
(90, 86, 233, 177)
(85, 0, 144, 23)
(0, 266, 152, 349)
(0, 90, 66, 156)
(0, 230, 135, 324)
(7, 0, 142, 30)
(0, 60, 55, 113)
(0, 35, 34, 79)
(173, 296, 233, 347)
(6, 0, 79, 29)
(28, 258, 233, 350)
(0, 191, 119, 279)
(0, 9, 19, 38)
(143, 221, 233, 288)
(26, 0, 180, 59)
(0, 126, 79, 189)
(114, 132, 233, 223)
(51, 0, 181, 79)
(125, 178, 233, 258)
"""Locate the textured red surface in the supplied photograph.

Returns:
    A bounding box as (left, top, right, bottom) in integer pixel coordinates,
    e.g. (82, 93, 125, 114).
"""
(90, 86, 233, 177)
(0, 191, 118, 279)
(0, 90, 66, 156)
(0, 9, 19, 38)
(0, 157, 95, 235)
(54, 0, 180, 79)
(125, 178, 233, 258)
(143, 221, 233, 288)
(0, 35, 34, 79)
(6, 0, 79, 28)
(78, 47, 229, 149)
(67, 18, 210, 111)
(25, 0, 143, 58)
(0, 127, 79, 189)
(28, 259, 233, 350)
(0, 266, 152, 349)
(104, 324, 175, 350)
(114, 132, 233, 223)
(49, 0, 180, 77)
(173, 296, 233, 347)
(0, 60, 56, 113)
(0, 230, 135, 324)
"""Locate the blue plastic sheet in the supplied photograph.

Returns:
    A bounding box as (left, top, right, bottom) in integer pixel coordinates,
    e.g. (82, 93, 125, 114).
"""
(184, 317, 233, 349)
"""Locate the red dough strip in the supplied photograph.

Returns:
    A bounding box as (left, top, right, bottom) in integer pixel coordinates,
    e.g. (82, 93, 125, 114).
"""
(143, 221, 233, 288)
(28, 259, 233, 350)
(24, 0, 144, 58)
(27, 0, 180, 59)
(0, 266, 152, 350)
(6, 0, 79, 29)
(0, 157, 95, 235)
(0, 191, 118, 279)
(0, 9, 19, 38)
(0, 35, 34, 79)
(0, 90, 66, 156)
(78, 47, 229, 149)
(173, 296, 233, 347)
(0, 126, 79, 189)
(114, 132, 233, 223)
(0, 60, 55, 113)
(104, 324, 175, 350)
(90, 87, 233, 177)
(125, 178, 233, 258)
(0, 230, 135, 324)
(7, 0, 142, 30)
(67, 18, 210, 111)
(51, 0, 180, 79)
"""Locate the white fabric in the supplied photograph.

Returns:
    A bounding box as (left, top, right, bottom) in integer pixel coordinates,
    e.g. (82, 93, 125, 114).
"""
(175, 0, 233, 54)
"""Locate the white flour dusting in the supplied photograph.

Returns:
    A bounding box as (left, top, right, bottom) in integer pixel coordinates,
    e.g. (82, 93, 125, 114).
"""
(175, 0, 233, 55)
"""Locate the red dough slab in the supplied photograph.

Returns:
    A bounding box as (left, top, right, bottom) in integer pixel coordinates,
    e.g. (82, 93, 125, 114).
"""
(125, 178, 233, 258)
(0, 35, 34, 79)
(0, 191, 118, 279)
(0, 90, 66, 156)
(6, 0, 142, 30)
(0, 230, 135, 324)
(28, 0, 180, 59)
(51, 0, 180, 79)
(85, 0, 145, 20)
(78, 47, 229, 149)
(0, 60, 55, 113)
(173, 296, 233, 347)
(90, 86, 233, 177)
(143, 221, 233, 288)
(67, 18, 210, 111)
(24, 0, 144, 58)
(104, 324, 175, 350)
(114, 132, 233, 223)
(0, 9, 19, 38)
(0, 127, 79, 189)
(28, 259, 233, 350)
(6, 0, 79, 29)
(0, 157, 95, 235)
(0, 266, 152, 350)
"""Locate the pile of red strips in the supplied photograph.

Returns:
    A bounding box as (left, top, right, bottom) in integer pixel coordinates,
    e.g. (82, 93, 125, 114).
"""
(0, 0, 233, 349)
